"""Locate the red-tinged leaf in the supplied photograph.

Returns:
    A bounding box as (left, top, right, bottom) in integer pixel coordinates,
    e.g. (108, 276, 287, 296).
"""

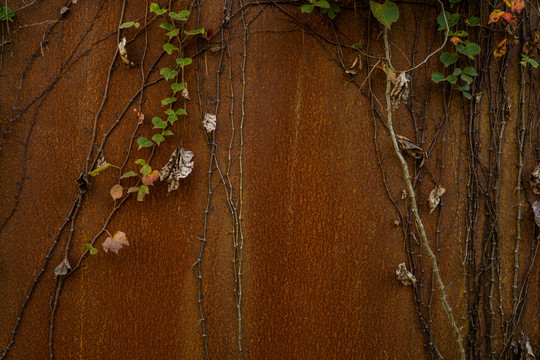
(110, 184, 123, 200)
(501, 12, 517, 25)
(102, 231, 129, 254)
(505, 0, 524, 13)
(142, 170, 159, 185)
(450, 36, 461, 45)
(489, 9, 506, 24)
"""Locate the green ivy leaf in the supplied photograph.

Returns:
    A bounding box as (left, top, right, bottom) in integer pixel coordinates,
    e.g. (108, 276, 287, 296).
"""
(0, 6, 15, 21)
(137, 137, 153, 149)
(163, 43, 178, 54)
(462, 67, 478, 76)
(184, 28, 205, 36)
(445, 75, 457, 84)
(461, 74, 473, 85)
(152, 116, 167, 129)
(152, 134, 165, 144)
(431, 72, 445, 83)
(300, 4, 314, 13)
(313, 1, 330, 8)
(140, 164, 152, 176)
(369, 1, 399, 29)
(84, 244, 98, 255)
(128, 186, 139, 193)
(162, 130, 174, 136)
(120, 22, 140, 29)
(120, 171, 138, 179)
(137, 184, 150, 201)
(437, 11, 459, 30)
(135, 159, 146, 165)
(453, 68, 462, 76)
(162, 97, 177, 106)
(88, 161, 111, 176)
(457, 41, 481, 59)
(439, 52, 459, 67)
(167, 114, 178, 123)
(169, 10, 189, 21)
(465, 16, 480, 27)
(176, 108, 187, 116)
(166, 29, 180, 37)
(461, 91, 472, 100)
(176, 58, 193, 67)
(160, 23, 173, 31)
(458, 84, 470, 92)
(452, 30, 468, 37)
(150, 3, 167, 15)
(171, 82, 185, 93)
(160, 67, 178, 80)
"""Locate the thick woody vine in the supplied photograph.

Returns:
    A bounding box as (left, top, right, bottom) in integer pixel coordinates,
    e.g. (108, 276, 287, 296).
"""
(0, 1, 538, 360)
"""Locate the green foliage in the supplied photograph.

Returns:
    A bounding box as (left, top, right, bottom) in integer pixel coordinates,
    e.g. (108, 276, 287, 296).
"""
(369, 1, 399, 29)
(119, 21, 140, 29)
(0, 7, 14, 22)
(431, 7, 480, 100)
(320, 2, 340, 20)
(84, 244, 98, 255)
(150, 3, 167, 15)
(520, 54, 539, 68)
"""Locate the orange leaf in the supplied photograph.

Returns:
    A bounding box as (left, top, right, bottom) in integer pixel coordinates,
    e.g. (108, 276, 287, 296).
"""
(505, 0, 524, 13)
(489, 9, 506, 24)
(142, 169, 159, 185)
(110, 184, 123, 200)
(493, 38, 507, 58)
(450, 36, 462, 46)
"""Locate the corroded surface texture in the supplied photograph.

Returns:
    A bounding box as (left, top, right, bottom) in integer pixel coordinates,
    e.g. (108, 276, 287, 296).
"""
(0, 1, 538, 359)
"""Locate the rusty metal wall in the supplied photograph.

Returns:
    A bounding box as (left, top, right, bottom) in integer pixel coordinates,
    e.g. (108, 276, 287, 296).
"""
(0, 1, 538, 359)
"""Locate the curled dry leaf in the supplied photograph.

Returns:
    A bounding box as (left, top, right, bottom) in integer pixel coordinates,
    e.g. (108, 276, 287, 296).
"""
(118, 37, 134, 67)
(134, 108, 145, 124)
(390, 72, 410, 107)
(102, 231, 129, 254)
(513, 331, 535, 360)
(450, 36, 461, 46)
(181, 83, 190, 100)
(428, 185, 446, 214)
(110, 184, 123, 200)
(60, 6, 69, 15)
(493, 38, 508, 58)
(159, 147, 194, 192)
(203, 113, 217, 132)
(532, 201, 540, 228)
(54, 257, 71, 276)
(396, 134, 424, 159)
(396, 263, 417, 286)
(530, 163, 540, 195)
(345, 55, 362, 75)
(523, 31, 539, 57)
(142, 169, 159, 185)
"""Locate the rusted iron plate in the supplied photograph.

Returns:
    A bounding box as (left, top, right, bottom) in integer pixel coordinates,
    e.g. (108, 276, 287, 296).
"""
(0, 1, 538, 359)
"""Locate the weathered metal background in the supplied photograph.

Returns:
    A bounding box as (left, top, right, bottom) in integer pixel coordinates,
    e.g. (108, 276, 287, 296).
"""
(0, 1, 538, 359)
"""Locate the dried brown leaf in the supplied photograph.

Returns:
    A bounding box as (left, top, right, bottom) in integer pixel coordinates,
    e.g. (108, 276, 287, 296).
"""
(102, 231, 129, 254)
(181, 83, 190, 100)
(494, 38, 508, 58)
(530, 163, 540, 195)
(159, 147, 194, 192)
(396, 134, 424, 159)
(515, 331, 536, 360)
(396, 263, 417, 286)
(523, 31, 539, 57)
(390, 72, 410, 107)
(54, 257, 71, 276)
(118, 37, 134, 67)
(428, 186, 446, 214)
(110, 184, 123, 200)
(203, 113, 217, 132)
(532, 201, 540, 228)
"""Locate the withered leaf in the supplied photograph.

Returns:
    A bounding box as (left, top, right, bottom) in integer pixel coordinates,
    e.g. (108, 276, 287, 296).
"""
(530, 163, 540, 195)
(203, 113, 217, 132)
(428, 186, 446, 214)
(159, 147, 194, 192)
(514, 331, 536, 360)
(523, 31, 539, 57)
(345, 55, 362, 75)
(102, 231, 129, 254)
(390, 72, 410, 107)
(396, 135, 424, 159)
(494, 38, 507, 58)
(110, 184, 123, 200)
(142, 170, 160, 185)
(181, 83, 190, 100)
(118, 37, 134, 67)
(396, 263, 417, 286)
(532, 201, 540, 228)
(54, 257, 71, 276)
